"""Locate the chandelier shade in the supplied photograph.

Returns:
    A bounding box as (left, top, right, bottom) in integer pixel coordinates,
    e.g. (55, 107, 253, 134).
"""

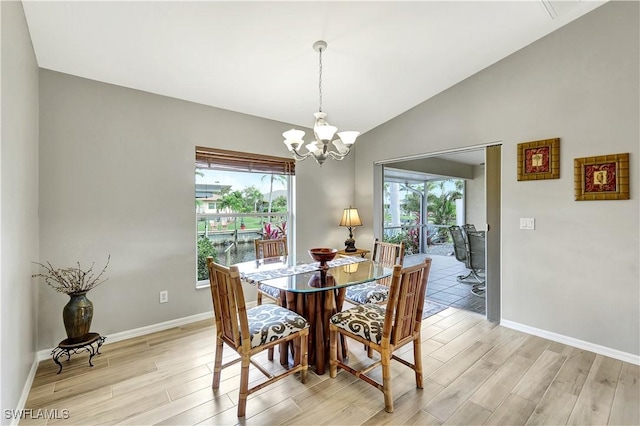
(282, 40, 359, 166)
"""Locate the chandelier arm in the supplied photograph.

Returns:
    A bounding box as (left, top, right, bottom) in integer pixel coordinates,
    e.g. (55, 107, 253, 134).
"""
(289, 147, 316, 162)
(327, 148, 352, 161)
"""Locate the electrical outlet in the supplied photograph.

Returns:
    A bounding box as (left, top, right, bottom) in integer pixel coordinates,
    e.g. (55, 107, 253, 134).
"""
(159, 291, 168, 304)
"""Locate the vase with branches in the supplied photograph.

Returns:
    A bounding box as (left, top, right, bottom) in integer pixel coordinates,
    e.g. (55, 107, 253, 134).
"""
(33, 255, 110, 342)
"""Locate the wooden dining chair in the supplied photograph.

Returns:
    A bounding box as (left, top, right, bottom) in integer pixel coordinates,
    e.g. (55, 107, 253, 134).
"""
(344, 238, 405, 306)
(206, 257, 309, 417)
(329, 258, 432, 413)
(254, 237, 288, 306)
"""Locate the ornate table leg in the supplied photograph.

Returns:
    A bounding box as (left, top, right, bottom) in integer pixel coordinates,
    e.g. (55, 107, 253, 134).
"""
(88, 336, 106, 366)
(51, 347, 69, 374)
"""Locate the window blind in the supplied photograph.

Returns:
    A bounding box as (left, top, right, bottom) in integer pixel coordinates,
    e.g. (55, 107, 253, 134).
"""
(195, 146, 295, 175)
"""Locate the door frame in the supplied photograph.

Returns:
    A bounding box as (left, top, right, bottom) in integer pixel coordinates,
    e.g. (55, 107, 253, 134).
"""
(373, 143, 501, 322)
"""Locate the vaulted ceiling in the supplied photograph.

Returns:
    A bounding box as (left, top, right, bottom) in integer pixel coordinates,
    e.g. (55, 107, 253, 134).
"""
(22, 1, 606, 135)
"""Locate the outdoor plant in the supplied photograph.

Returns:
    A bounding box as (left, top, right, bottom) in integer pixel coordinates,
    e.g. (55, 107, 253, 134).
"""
(197, 236, 217, 280)
(263, 221, 286, 239)
(32, 255, 111, 295)
(387, 231, 419, 255)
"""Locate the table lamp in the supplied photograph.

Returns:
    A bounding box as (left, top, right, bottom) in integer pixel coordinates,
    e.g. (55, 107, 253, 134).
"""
(339, 207, 362, 252)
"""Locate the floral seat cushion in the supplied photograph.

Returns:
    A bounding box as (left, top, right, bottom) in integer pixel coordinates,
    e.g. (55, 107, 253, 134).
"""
(344, 282, 389, 304)
(246, 304, 308, 348)
(258, 283, 281, 299)
(330, 304, 386, 345)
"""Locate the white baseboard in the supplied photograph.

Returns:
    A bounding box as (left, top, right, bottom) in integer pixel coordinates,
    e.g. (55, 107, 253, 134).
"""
(11, 357, 41, 426)
(37, 310, 215, 361)
(501, 319, 640, 365)
(23, 307, 282, 423)
(14, 310, 214, 423)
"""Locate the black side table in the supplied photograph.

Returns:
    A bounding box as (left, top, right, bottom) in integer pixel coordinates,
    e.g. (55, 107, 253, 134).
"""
(51, 332, 106, 374)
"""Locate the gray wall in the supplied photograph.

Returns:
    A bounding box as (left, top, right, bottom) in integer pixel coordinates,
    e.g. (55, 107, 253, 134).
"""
(466, 164, 486, 228)
(37, 70, 355, 349)
(355, 2, 639, 356)
(1, 1, 40, 413)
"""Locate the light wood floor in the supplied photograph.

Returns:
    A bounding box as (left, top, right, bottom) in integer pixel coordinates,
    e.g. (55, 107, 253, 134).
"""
(23, 307, 639, 425)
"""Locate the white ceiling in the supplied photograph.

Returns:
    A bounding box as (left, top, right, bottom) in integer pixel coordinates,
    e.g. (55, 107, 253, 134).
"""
(22, 0, 607, 135)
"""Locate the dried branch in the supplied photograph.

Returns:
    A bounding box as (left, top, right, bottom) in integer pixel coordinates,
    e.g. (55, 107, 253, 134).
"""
(32, 255, 111, 295)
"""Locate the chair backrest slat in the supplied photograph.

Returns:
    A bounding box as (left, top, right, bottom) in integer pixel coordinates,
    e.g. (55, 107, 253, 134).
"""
(462, 223, 477, 235)
(254, 237, 288, 259)
(207, 257, 250, 349)
(383, 259, 432, 346)
(372, 239, 405, 287)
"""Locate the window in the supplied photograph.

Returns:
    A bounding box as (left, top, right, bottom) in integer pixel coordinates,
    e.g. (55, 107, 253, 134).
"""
(195, 147, 295, 284)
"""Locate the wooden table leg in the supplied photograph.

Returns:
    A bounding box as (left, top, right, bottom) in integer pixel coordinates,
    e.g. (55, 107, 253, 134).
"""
(306, 293, 316, 367)
(277, 283, 350, 374)
(336, 287, 349, 359)
(315, 291, 325, 375)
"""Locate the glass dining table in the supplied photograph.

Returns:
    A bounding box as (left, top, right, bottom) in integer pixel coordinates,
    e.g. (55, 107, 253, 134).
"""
(234, 255, 393, 375)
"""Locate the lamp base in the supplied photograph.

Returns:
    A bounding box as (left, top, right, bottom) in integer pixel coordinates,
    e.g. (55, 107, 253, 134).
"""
(344, 238, 357, 252)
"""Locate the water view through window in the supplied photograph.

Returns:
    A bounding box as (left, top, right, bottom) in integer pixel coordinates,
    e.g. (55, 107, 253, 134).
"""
(195, 168, 289, 281)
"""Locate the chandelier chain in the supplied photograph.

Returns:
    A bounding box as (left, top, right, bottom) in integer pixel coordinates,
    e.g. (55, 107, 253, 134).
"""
(318, 46, 323, 112)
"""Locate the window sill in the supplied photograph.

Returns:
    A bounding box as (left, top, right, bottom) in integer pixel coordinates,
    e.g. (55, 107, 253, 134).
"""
(196, 280, 210, 290)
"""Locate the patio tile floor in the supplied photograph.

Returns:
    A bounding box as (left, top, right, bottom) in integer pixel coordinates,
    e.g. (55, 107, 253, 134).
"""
(405, 253, 486, 315)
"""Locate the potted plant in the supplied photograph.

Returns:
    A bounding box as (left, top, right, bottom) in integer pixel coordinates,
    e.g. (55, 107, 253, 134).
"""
(33, 255, 110, 343)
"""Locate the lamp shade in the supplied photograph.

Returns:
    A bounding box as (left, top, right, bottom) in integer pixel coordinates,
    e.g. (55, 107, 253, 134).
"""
(339, 207, 362, 227)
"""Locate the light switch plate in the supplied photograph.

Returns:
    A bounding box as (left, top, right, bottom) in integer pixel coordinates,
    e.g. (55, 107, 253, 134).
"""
(520, 218, 535, 230)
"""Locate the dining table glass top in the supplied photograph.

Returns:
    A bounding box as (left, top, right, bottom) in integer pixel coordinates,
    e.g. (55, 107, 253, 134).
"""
(234, 255, 394, 293)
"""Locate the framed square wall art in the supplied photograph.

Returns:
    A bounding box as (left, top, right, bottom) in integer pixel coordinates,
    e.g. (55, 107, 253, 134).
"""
(517, 138, 560, 181)
(574, 153, 629, 201)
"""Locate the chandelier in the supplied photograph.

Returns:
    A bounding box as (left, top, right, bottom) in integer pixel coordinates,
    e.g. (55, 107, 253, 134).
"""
(282, 40, 359, 166)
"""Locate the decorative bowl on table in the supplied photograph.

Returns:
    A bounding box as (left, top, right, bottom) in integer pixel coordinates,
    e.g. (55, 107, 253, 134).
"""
(308, 248, 338, 268)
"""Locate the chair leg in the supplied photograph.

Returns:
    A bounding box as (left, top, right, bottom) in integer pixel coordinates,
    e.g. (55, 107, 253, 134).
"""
(329, 326, 338, 378)
(413, 337, 424, 389)
(260, 291, 277, 361)
(456, 270, 474, 282)
(471, 284, 486, 296)
(237, 355, 250, 417)
(212, 338, 224, 389)
(300, 332, 309, 384)
(381, 351, 394, 413)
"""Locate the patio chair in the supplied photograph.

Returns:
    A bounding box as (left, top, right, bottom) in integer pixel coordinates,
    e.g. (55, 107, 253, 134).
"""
(206, 258, 309, 417)
(344, 239, 405, 305)
(466, 230, 486, 296)
(462, 223, 477, 234)
(449, 226, 472, 280)
(329, 259, 432, 413)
